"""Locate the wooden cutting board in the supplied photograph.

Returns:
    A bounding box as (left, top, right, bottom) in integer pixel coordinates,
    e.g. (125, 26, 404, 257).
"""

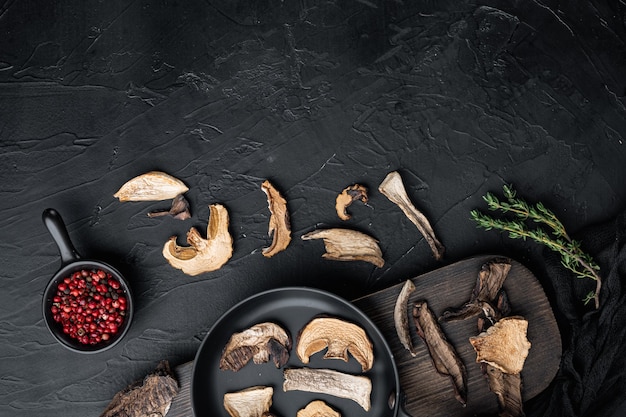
(167, 255, 561, 416)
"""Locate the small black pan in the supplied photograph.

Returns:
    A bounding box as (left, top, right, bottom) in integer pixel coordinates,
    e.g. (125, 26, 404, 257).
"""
(191, 287, 411, 416)
(42, 208, 134, 353)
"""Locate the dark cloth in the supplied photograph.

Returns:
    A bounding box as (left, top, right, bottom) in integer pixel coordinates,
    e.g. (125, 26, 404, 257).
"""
(526, 210, 626, 417)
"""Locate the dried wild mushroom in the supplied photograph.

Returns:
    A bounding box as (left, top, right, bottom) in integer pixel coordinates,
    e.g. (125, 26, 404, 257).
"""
(147, 194, 191, 220)
(114, 171, 189, 202)
(261, 180, 291, 258)
(297, 400, 341, 417)
(162, 204, 233, 275)
(441, 258, 512, 324)
(296, 316, 374, 372)
(413, 301, 467, 406)
(283, 368, 372, 411)
(335, 184, 368, 220)
(378, 171, 445, 260)
(220, 322, 292, 372)
(484, 364, 524, 417)
(301, 228, 384, 268)
(223, 386, 273, 417)
(394, 279, 417, 357)
(100, 361, 178, 417)
(469, 316, 531, 375)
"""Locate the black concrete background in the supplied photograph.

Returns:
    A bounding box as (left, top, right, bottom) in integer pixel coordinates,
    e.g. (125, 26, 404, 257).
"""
(1, 1, 625, 416)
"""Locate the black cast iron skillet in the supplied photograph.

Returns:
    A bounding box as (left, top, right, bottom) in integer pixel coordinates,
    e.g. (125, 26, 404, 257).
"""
(191, 287, 410, 417)
(42, 208, 134, 353)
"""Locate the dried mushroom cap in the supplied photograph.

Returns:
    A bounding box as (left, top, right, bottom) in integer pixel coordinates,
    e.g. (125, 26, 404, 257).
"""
(223, 386, 273, 417)
(296, 317, 374, 372)
(284, 367, 372, 411)
(162, 204, 233, 276)
(301, 228, 384, 268)
(114, 171, 189, 201)
(261, 180, 291, 258)
(469, 316, 531, 374)
(335, 184, 368, 221)
(297, 400, 341, 417)
(220, 322, 292, 372)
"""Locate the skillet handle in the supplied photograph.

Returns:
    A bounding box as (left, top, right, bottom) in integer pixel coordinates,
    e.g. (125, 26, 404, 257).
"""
(42, 208, 81, 265)
(395, 391, 414, 417)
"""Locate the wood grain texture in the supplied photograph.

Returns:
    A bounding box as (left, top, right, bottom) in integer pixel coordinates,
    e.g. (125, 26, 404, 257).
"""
(168, 255, 560, 417)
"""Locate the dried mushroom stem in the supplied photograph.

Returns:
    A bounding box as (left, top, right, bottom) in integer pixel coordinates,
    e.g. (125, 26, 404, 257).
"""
(335, 184, 368, 220)
(114, 171, 189, 201)
(261, 180, 292, 258)
(394, 279, 417, 357)
(378, 171, 444, 260)
(413, 301, 467, 406)
(100, 361, 179, 417)
(301, 228, 384, 268)
(283, 368, 372, 411)
(162, 204, 233, 275)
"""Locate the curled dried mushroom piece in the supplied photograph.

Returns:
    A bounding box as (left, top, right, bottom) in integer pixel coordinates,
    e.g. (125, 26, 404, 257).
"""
(283, 368, 372, 411)
(261, 180, 291, 258)
(296, 316, 374, 372)
(394, 279, 417, 357)
(335, 184, 368, 221)
(114, 171, 189, 202)
(378, 171, 444, 260)
(220, 322, 292, 372)
(469, 316, 531, 375)
(223, 386, 273, 417)
(162, 204, 233, 275)
(297, 400, 341, 417)
(301, 228, 384, 268)
(147, 194, 191, 220)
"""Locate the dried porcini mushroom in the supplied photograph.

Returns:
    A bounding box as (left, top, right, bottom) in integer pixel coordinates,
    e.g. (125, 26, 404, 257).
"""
(147, 194, 191, 220)
(100, 361, 178, 417)
(114, 171, 189, 202)
(297, 400, 341, 417)
(469, 316, 531, 375)
(484, 365, 524, 417)
(220, 322, 292, 372)
(296, 316, 374, 372)
(335, 184, 368, 220)
(162, 204, 233, 275)
(261, 180, 291, 258)
(394, 279, 417, 357)
(283, 368, 372, 411)
(413, 301, 468, 406)
(378, 171, 445, 260)
(223, 386, 273, 417)
(301, 228, 384, 268)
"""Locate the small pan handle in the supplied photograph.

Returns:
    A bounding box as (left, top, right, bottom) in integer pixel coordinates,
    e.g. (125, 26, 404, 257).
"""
(42, 208, 81, 265)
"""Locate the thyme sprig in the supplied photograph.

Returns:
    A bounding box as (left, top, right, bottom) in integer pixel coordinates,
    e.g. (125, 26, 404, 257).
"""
(470, 185, 602, 309)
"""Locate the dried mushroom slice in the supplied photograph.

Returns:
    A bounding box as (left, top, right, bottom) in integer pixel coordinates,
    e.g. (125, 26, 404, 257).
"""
(99, 361, 178, 417)
(413, 301, 467, 406)
(469, 316, 531, 375)
(378, 171, 445, 260)
(297, 400, 341, 417)
(147, 194, 191, 220)
(283, 368, 372, 412)
(162, 204, 233, 275)
(335, 184, 368, 220)
(220, 322, 292, 372)
(394, 279, 417, 357)
(114, 171, 189, 201)
(484, 364, 524, 417)
(223, 386, 273, 417)
(301, 228, 384, 268)
(261, 180, 292, 258)
(296, 317, 374, 372)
